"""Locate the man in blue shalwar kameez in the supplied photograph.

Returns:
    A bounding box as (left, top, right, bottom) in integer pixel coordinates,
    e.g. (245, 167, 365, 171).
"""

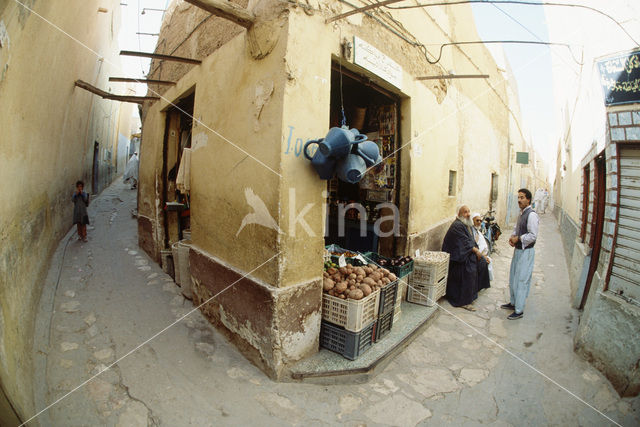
(502, 188, 539, 320)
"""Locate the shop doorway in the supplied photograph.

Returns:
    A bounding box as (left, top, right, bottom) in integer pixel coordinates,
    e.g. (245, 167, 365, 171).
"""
(161, 92, 194, 249)
(581, 152, 606, 309)
(325, 65, 402, 257)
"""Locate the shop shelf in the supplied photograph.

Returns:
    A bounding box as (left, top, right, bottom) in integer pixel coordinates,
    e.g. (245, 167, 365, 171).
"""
(412, 252, 449, 285)
(377, 279, 399, 316)
(407, 275, 448, 307)
(320, 320, 377, 360)
(374, 310, 394, 342)
(322, 289, 380, 332)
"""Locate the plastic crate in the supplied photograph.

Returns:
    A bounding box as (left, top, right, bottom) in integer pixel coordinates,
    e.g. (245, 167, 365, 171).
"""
(378, 279, 399, 316)
(407, 274, 447, 307)
(393, 303, 401, 323)
(326, 245, 367, 266)
(392, 260, 414, 278)
(374, 310, 394, 342)
(320, 320, 376, 360)
(359, 251, 390, 267)
(412, 252, 449, 285)
(322, 289, 380, 332)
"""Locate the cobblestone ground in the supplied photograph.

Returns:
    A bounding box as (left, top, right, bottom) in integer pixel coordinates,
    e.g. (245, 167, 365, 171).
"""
(31, 179, 639, 426)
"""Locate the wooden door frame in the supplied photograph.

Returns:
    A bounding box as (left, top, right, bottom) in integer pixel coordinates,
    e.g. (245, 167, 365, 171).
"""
(581, 152, 606, 309)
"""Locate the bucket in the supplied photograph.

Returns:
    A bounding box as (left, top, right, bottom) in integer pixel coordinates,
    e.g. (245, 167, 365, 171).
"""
(352, 107, 366, 130)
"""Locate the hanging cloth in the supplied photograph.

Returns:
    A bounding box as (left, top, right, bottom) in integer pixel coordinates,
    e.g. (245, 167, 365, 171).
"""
(176, 148, 192, 193)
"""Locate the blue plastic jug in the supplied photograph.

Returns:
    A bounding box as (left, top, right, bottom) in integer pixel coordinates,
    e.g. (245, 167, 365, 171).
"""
(318, 127, 367, 158)
(337, 154, 367, 184)
(304, 139, 336, 180)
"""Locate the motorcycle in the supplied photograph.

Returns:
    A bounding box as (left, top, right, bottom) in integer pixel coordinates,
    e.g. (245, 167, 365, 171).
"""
(481, 210, 501, 255)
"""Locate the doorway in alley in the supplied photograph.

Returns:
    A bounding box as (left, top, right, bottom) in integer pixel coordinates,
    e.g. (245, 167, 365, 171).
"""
(161, 91, 194, 250)
(581, 152, 606, 309)
(92, 141, 99, 194)
(324, 64, 403, 257)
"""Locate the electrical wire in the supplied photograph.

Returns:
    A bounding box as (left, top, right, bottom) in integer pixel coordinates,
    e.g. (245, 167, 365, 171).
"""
(430, 40, 583, 65)
(489, 1, 582, 72)
(383, 0, 640, 46)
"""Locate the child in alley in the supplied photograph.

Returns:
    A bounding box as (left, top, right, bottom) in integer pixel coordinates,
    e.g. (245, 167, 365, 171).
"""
(72, 180, 90, 242)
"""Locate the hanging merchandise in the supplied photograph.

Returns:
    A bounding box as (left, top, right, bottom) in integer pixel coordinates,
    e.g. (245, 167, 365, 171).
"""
(303, 126, 380, 183)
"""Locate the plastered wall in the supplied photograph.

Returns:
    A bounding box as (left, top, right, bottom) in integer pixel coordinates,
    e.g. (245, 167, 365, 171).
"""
(0, 1, 135, 421)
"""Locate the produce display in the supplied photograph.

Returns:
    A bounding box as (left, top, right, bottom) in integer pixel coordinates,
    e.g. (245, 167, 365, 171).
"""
(415, 251, 449, 263)
(330, 250, 359, 258)
(376, 255, 413, 268)
(323, 263, 397, 300)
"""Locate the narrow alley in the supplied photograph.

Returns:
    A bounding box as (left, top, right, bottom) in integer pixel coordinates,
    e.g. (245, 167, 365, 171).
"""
(30, 179, 639, 426)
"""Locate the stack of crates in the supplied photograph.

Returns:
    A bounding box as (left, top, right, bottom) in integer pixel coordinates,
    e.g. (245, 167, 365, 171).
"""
(320, 288, 380, 360)
(407, 251, 449, 307)
(360, 251, 400, 342)
(374, 276, 398, 342)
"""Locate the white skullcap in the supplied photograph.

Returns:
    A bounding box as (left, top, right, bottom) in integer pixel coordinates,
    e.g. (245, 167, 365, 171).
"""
(472, 212, 481, 219)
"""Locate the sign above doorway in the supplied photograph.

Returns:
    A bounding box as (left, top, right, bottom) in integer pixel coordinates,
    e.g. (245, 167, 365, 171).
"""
(353, 36, 403, 89)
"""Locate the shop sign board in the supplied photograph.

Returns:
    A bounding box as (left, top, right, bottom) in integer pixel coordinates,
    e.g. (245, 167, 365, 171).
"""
(597, 49, 640, 106)
(516, 152, 529, 165)
(353, 36, 402, 89)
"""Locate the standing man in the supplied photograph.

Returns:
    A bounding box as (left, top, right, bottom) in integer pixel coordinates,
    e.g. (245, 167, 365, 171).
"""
(501, 188, 539, 320)
(442, 205, 487, 311)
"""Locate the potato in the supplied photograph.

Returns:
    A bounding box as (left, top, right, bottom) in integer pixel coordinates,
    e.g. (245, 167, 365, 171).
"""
(369, 264, 378, 270)
(349, 289, 364, 300)
(356, 274, 365, 282)
(369, 272, 381, 281)
(327, 267, 338, 275)
(388, 273, 397, 281)
(380, 268, 390, 276)
(323, 278, 335, 291)
(323, 271, 329, 278)
(354, 267, 365, 276)
(328, 289, 335, 296)
(339, 267, 349, 275)
(382, 277, 390, 285)
(377, 280, 383, 287)
(359, 284, 372, 296)
(348, 273, 357, 280)
(338, 293, 346, 299)
(363, 267, 373, 274)
(363, 277, 376, 286)
(335, 281, 348, 293)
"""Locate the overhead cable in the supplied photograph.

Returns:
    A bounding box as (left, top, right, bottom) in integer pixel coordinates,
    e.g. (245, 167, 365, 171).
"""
(384, 0, 640, 46)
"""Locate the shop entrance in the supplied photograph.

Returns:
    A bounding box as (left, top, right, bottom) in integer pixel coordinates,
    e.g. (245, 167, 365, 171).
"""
(581, 152, 606, 309)
(161, 92, 194, 249)
(325, 65, 401, 257)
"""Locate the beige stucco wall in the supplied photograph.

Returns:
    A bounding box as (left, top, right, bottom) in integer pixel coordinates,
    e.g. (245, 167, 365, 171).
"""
(137, 0, 527, 376)
(0, 1, 134, 421)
